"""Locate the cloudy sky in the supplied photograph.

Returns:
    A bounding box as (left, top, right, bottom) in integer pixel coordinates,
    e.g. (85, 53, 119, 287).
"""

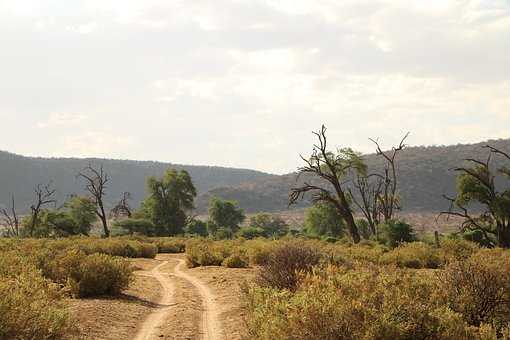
(0, 0, 509, 174)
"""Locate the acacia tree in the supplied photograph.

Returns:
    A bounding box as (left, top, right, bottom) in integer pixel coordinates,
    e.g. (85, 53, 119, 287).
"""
(290, 125, 363, 243)
(441, 146, 510, 248)
(77, 164, 110, 237)
(110, 192, 132, 219)
(0, 195, 20, 237)
(28, 182, 56, 237)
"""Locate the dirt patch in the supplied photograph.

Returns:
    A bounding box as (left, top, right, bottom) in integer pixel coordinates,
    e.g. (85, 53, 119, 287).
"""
(68, 255, 255, 340)
(68, 258, 162, 340)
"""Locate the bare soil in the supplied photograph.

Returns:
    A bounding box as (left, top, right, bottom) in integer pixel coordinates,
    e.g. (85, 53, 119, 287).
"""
(68, 254, 255, 340)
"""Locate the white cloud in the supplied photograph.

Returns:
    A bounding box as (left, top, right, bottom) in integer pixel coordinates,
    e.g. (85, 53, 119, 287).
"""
(0, 0, 509, 173)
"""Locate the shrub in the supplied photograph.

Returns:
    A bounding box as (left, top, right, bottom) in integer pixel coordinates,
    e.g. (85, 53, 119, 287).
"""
(68, 253, 133, 297)
(0, 269, 77, 339)
(462, 229, 495, 247)
(155, 238, 186, 253)
(245, 239, 272, 265)
(186, 241, 226, 267)
(439, 249, 510, 330)
(439, 238, 479, 263)
(222, 253, 249, 268)
(380, 242, 441, 269)
(245, 264, 482, 340)
(379, 220, 416, 248)
(256, 241, 323, 291)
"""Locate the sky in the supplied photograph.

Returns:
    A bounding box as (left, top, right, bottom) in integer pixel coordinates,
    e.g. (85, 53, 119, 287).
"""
(0, 0, 509, 174)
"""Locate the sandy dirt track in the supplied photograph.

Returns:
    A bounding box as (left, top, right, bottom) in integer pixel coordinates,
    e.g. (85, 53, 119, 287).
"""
(133, 255, 223, 340)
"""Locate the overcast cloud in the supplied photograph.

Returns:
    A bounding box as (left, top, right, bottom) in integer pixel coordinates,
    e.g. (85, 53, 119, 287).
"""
(0, 0, 509, 174)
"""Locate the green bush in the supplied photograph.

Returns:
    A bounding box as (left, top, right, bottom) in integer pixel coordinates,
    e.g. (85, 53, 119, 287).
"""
(238, 227, 266, 240)
(68, 253, 133, 297)
(379, 220, 416, 248)
(380, 242, 441, 269)
(185, 219, 208, 237)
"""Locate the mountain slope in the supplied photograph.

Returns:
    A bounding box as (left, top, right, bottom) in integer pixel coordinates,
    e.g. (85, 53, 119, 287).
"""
(0, 151, 277, 212)
(195, 138, 510, 213)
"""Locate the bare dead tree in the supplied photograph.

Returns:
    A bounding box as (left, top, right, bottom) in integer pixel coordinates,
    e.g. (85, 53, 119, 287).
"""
(369, 132, 410, 222)
(348, 173, 384, 237)
(289, 125, 362, 243)
(29, 182, 57, 237)
(77, 164, 110, 237)
(0, 195, 20, 237)
(110, 191, 132, 219)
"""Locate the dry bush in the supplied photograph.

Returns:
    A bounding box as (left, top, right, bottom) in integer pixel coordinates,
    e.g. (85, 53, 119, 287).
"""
(67, 253, 133, 297)
(380, 242, 441, 269)
(245, 239, 273, 265)
(439, 238, 479, 263)
(245, 264, 486, 340)
(256, 240, 323, 291)
(0, 267, 77, 339)
(439, 249, 510, 330)
(222, 253, 249, 268)
(186, 240, 228, 267)
(155, 238, 186, 253)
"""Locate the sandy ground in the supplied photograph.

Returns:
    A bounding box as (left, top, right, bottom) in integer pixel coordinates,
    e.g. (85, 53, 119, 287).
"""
(68, 254, 255, 340)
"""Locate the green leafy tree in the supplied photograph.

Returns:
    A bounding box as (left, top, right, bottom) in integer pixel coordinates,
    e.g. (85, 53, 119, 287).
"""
(303, 202, 345, 237)
(249, 213, 288, 238)
(142, 169, 196, 236)
(442, 146, 510, 248)
(66, 196, 97, 235)
(185, 219, 208, 237)
(290, 125, 364, 243)
(207, 197, 245, 235)
(22, 209, 77, 237)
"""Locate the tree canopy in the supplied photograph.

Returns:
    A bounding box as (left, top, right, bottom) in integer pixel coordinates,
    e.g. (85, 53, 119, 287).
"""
(141, 169, 197, 236)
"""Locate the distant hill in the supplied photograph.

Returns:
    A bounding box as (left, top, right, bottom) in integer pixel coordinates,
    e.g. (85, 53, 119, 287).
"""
(0, 151, 276, 212)
(195, 138, 510, 214)
(2, 138, 509, 215)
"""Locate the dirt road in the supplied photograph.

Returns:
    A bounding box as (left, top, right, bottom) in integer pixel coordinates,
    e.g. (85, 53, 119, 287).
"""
(133, 255, 224, 340)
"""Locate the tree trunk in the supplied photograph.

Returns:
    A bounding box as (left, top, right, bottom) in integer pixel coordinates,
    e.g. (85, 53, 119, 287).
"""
(497, 226, 510, 248)
(344, 212, 361, 244)
(98, 204, 109, 237)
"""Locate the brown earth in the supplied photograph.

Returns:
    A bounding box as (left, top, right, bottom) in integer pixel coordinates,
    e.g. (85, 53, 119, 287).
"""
(68, 254, 255, 340)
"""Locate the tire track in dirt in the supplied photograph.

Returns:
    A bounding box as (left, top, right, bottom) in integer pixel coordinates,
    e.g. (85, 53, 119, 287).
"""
(172, 258, 224, 340)
(133, 260, 175, 340)
(133, 256, 224, 340)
